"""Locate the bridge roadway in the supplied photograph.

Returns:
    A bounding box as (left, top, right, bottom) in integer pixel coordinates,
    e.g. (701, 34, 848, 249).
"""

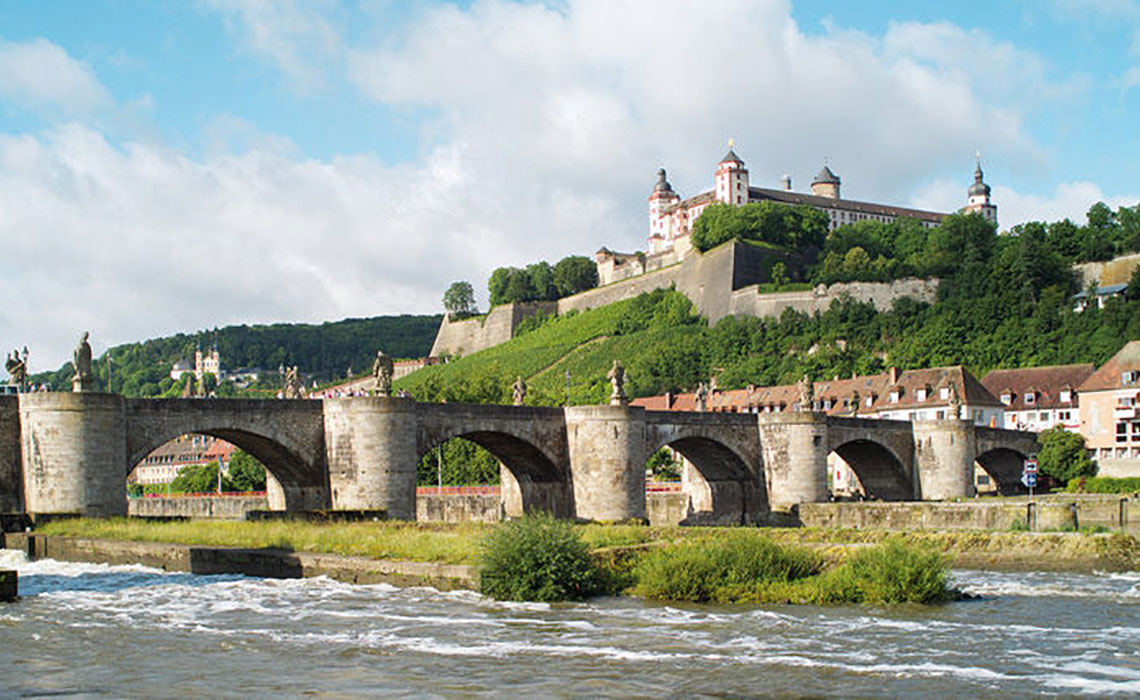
(0, 393, 1038, 523)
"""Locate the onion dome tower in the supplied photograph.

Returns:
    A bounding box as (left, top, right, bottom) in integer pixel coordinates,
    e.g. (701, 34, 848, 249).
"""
(964, 152, 998, 227)
(648, 168, 681, 252)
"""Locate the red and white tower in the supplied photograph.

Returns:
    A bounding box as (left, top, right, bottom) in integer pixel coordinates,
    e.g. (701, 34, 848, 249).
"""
(648, 168, 680, 253)
(715, 140, 749, 205)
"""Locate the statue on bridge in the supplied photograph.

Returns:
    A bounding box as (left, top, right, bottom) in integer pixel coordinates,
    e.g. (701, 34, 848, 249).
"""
(72, 332, 94, 393)
(372, 349, 394, 397)
(695, 381, 710, 412)
(946, 382, 962, 420)
(797, 375, 815, 412)
(283, 365, 305, 399)
(511, 375, 527, 406)
(608, 360, 627, 406)
(5, 347, 27, 391)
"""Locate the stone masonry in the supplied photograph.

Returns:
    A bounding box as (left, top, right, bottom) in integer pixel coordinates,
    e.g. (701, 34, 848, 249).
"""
(0, 394, 1036, 522)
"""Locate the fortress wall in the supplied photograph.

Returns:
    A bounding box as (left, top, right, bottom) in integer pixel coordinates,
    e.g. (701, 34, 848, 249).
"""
(728, 277, 938, 319)
(429, 301, 557, 358)
(1074, 253, 1140, 287)
(557, 263, 684, 315)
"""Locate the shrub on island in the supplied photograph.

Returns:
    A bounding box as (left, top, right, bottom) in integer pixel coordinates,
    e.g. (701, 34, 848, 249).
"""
(479, 513, 604, 602)
(632, 534, 954, 605)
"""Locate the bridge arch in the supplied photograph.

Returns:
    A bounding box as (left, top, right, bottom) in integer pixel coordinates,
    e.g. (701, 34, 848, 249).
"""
(644, 415, 767, 525)
(416, 404, 573, 518)
(828, 438, 914, 501)
(125, 399, 330, 511)
(975, 447, 1030, 495)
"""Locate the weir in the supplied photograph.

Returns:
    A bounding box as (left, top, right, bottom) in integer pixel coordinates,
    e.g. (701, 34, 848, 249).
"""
(0, 394, 1038, 522)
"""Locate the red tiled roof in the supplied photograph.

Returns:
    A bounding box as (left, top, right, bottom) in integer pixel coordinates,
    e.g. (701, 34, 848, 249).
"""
(1077, 341, 1140, 393)
(981, 364, 1094, 410)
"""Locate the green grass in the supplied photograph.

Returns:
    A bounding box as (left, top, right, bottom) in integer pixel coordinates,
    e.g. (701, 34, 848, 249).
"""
(37, 518, 489, 565)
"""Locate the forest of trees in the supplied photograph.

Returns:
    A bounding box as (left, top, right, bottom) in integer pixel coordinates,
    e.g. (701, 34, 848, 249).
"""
(29, 314, 442, 397)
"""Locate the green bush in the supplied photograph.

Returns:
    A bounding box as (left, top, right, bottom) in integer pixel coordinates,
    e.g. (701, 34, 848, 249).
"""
(479, 513, 603, 602)
(1037, 426, 1096, 483)
(842, 538, 953, 604)
(1067, 476, 1140, 494)
(632, 532, 821, 603)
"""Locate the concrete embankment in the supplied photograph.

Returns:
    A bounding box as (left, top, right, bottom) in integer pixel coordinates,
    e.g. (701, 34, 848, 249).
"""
(1, 533, 477, 590)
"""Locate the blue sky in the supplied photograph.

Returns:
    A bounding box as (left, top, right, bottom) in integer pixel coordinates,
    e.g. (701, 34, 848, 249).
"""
(2, 0, 1140, 369)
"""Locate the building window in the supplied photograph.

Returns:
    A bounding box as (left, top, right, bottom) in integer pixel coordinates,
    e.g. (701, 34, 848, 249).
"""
(1060, 389, 1072, 403)
(1118, 423, 1128, 443)
(1024, 392, 1036, 405)
(940, 387, 950, 400)
(1059, 411, 1071, 421)
(1039, 412, 1049, 422)
(916, 388, 927, 402)
(889, 390, 899, 403)
(1000, 392, 1012, 405)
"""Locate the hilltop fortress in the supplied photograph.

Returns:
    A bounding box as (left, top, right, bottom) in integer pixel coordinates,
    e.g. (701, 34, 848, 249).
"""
(432, 148, 996, 358)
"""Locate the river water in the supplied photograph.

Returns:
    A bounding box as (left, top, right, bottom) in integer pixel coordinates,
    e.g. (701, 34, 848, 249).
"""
(1, 549, 1138, 698)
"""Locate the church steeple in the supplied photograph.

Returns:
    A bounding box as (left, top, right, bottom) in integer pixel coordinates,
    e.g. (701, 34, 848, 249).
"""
(963, 151, 997, 227)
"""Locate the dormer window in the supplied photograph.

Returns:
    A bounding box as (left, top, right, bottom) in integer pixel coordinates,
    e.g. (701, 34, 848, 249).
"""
(1125, 371, 1137, 384)
(1024, 392, 1036, 405)
(1000, 392, 1013, 405)
(940, 387, 950, 400)
(865, 396, 874, 407)
(1060, 389, 1072, 403)
(889, 389, 900, 403)
(916, 387, 928, 402)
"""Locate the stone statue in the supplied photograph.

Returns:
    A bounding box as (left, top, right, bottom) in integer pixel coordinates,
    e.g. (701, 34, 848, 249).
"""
(608, 360, 627, 406)
(695, 381, 710, 412)
(850, 390, 860, 416)
(283, 365, 304, 399)
(372, 349, 394, 397)
(5, 348, 27, 390)
(72, 331, 94, 392)
(797, 375, 814, 412)
(946, 382, 962, 420)
(511, 376, 527, 406)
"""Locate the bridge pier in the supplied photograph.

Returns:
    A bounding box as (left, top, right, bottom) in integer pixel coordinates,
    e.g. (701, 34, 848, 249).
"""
(758, 412, 829, 512)
(565, 405, 647, 522)
(19, 393, 127, 517)
(912, 420, 976, 500)
(323, 397, 419, 519)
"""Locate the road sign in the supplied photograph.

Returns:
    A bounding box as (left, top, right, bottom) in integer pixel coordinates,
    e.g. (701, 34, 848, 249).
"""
(1023, 458, 1038, 475)
(1021, 472, 1037, 489)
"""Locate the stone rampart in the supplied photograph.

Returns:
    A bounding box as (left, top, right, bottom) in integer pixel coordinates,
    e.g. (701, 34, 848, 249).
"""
(429, 301, 557, 358)
(1074, 252, 1140, 287)
(728, 277, 938, 319)
(127, 495, 268, 519)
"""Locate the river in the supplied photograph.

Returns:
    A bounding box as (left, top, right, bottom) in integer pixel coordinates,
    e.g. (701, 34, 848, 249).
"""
(1, 549, 1138, 698)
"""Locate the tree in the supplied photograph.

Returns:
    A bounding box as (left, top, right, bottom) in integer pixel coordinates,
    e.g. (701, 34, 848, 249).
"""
(170, 461, 232, 494)
(443, 281, 478, 320)
(1037, 426, 1096, 484)
(553, 255, 598, 297)
(226, 449, 267, 491)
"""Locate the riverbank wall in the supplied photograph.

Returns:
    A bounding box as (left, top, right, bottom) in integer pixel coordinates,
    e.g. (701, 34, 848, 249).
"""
(798, 494, 1138, 533)
(0, 533, 477, 590)
(128, 496, 268, 520)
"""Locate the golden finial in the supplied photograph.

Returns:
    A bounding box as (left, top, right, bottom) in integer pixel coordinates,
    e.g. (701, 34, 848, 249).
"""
(728, 137, 734, 149)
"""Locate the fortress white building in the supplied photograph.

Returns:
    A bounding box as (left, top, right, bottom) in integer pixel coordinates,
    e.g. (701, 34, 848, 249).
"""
(597, 147, 999, 285)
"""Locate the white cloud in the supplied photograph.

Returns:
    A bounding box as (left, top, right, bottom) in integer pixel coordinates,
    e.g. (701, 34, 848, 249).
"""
(202, 0, 342, 91)
(0, 38, 112, 116)
(0, 0, 1121, 369)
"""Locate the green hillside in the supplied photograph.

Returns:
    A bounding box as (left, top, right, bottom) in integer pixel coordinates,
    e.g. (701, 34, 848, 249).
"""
(398, 212, 1140, 407)
(31, 314, 442, 397)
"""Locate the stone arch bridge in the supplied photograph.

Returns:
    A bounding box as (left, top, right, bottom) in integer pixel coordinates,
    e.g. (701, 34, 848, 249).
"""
(0, 393, 1038, 522)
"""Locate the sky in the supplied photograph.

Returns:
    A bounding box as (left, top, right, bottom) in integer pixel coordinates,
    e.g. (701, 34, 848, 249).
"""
(3, 0, 1140, 371)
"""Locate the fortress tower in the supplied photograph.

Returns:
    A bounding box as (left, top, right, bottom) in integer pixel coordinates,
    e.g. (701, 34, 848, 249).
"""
(963, 153, 998, 227)
(715, 142, 750, 205)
